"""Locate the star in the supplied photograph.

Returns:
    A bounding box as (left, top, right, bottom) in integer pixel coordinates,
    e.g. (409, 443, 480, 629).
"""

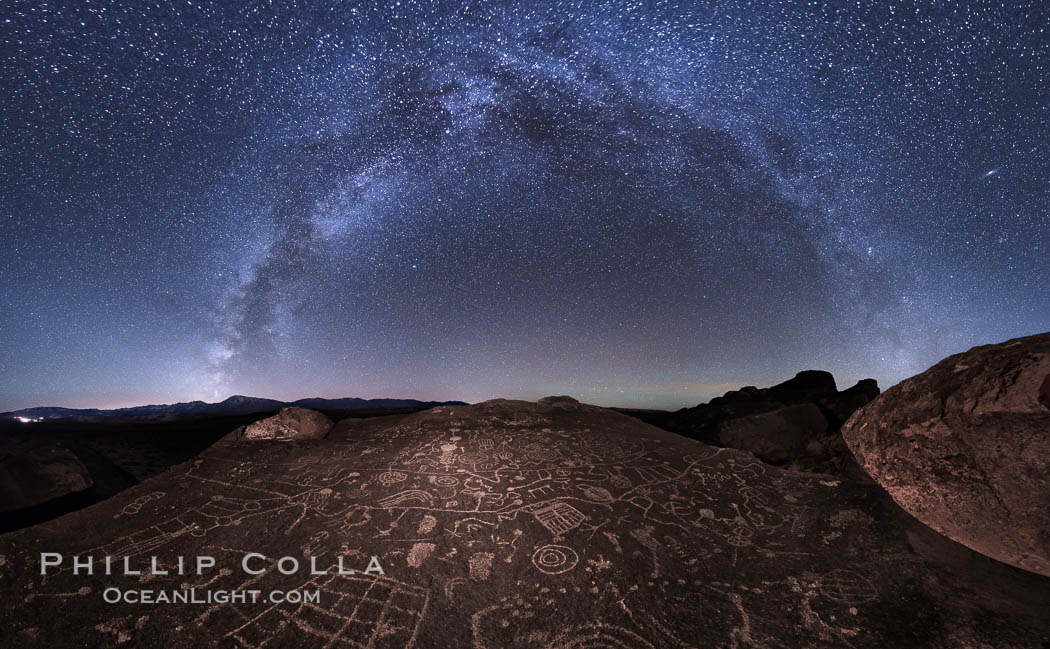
(1, 1, 1046, 411)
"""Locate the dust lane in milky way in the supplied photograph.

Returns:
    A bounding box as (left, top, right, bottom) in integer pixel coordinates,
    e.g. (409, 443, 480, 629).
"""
(2, 1, 1047, 410)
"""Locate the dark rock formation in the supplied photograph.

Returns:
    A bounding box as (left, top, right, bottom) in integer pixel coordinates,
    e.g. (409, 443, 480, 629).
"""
(842, 332, 1050, 577)
(0, 446, 93, 513)
(636, 371, 880, 477)
(1, 397, 1048, 647)
(762, 369, 838, 404)
(537, 395, 581, 409)
(227, 407, 334, 441)
(660, 370, 856, 443)
(819, 378, 881, 428)
(718, 403, 828, 463)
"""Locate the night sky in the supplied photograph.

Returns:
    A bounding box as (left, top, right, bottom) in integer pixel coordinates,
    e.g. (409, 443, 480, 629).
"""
(2, 1, 1048, 411)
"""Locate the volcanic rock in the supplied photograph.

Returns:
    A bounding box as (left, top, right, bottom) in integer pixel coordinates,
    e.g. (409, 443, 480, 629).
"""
(643, 371, 879, 477)
(842, 332, 1050, 577)
(1, 397, 1048, 647)
(228, 407, 334, 441)
(660, 370, 854, 444)
(718, 403, 829, 463)
(819, 378, 881, 428)
(536, 395, 581, 409)
(763, 369, 838, 403)
(0, 445, 93, 513)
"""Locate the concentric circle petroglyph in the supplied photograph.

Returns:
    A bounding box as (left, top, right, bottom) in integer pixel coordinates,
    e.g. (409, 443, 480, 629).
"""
(531, 544, 579, 574)
(432, 475, 460, 487)
(3, 397, 1048, 647)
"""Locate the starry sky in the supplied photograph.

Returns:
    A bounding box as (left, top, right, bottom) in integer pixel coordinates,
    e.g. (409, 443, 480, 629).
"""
(2, 1, 1048, 411)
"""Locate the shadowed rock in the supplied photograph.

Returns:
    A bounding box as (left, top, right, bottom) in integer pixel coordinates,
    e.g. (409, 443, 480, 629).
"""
(1, 397, 1047, 647)
(227, 407, 334, 441)
(763, 369, 838, 404)
(0, 446, 93, 513)
(819, 378, 881, 428)
(660, 370, 858, 444)
(718, 403, 829, 463)
(640, 371, 879, 476)
(843, 332, 1050, 577)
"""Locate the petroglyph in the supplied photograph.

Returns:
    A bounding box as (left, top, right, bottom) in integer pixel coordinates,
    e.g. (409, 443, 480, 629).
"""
(532, 502, 587, 538)
(817, 570, 879, 605)
(2, 398, 1047, 648)
(407, 543, 436, 568)
(114, 492, 165, 519)
(469, 552, 494, 581)
(531, 545, 579, 575)
(417, 515, 438, 536)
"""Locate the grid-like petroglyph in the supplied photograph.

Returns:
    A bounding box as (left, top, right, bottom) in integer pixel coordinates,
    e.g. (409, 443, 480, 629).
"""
(2, 400, 1048, 648)
(212, 573, 429, 649)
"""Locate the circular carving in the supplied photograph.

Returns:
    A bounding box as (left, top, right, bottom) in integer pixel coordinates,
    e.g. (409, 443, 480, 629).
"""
(531, 544, 578, 575)
(432, 475, 460, 487)
(378, 471, 407, 485)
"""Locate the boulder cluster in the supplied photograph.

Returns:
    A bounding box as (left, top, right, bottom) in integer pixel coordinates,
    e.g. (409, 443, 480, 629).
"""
(638, 370, 880, 477)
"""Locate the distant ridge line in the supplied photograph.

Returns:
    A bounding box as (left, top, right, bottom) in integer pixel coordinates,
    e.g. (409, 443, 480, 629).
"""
(3, 395, 468, 422)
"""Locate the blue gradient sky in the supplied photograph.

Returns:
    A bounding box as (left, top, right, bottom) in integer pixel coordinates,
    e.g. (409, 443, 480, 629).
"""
(2, 1, 1047, 410)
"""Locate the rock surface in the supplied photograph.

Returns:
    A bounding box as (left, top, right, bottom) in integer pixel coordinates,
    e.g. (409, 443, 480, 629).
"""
(843, 332, 1050, 577)
(718, 403, 829, 463)
(229, 407, 334, 441)
(657, 370, 839, 443)
(1, 397, 1048, 647)
(639, 371, 879, 476)
(819, 378, 881, 428)
(0, 445, 93, 513)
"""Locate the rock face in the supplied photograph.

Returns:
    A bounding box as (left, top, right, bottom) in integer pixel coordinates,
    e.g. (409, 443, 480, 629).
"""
(229, 407, 333, 441)
(659, 370, 841, 443)
(842, 332, 1050, 577)
(718, 403, 829, 463)
(819, 378, 881, 428)
(641, 371, 879, 476)
(0, 446, 93, 512)
(2, 397, 1049, 647)
(761, 369, 838, 404)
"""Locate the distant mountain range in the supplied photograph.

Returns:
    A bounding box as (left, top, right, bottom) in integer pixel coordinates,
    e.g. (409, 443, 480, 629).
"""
(2, 395, 467, 422)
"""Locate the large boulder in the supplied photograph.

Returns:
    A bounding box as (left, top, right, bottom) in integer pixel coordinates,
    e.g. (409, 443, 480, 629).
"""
(718, 403, 829, 463)
(230, 407, 333, 441)
(0, 445, 93, 512)
(842, 332, 1050, 577)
